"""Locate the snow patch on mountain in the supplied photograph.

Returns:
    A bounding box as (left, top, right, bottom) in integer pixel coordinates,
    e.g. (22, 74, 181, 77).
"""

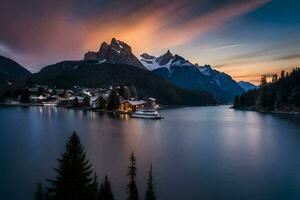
(140, 57, 173, 71)
(140, 51, 194, 72)
(140, 51, 218, 78)
(112, 47, 121, 54)
(97, 59, 106, 64)
(73, 65, 79, 70)
(199, 65, 212, 76)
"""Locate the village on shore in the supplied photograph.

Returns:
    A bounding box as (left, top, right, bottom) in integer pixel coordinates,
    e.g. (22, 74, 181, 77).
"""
(1, 85, 159, 114)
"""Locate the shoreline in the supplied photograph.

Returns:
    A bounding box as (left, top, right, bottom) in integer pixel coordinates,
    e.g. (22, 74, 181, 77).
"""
(0, 103, 119, 114)
(0, 102, 221, 109)
(231, 106, 300, 116)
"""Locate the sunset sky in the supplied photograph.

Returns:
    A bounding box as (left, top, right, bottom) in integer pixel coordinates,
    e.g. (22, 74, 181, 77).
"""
(0, 0, 299, 84)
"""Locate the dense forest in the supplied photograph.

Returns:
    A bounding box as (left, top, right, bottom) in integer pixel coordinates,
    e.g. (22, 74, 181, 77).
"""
(233, 68, 300, 112)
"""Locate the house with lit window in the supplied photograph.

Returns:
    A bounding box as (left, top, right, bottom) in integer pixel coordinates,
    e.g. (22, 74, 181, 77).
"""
(118, 100, 146, 113)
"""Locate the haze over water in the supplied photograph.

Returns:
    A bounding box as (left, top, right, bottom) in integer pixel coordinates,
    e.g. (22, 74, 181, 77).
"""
(0, 106, 300, 200)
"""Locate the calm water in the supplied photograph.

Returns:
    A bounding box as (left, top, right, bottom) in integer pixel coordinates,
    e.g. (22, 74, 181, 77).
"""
(0, 106, 300, 200)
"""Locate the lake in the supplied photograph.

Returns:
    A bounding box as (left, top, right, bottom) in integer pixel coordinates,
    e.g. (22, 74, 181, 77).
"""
(0, 106, 300, 200)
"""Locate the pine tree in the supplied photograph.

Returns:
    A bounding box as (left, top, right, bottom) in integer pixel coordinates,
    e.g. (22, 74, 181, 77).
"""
(47, 132, 94, 200)
(98, 175, 114, 200)
(120, 86, 131, 100)
(281, 70, 285, 79)
(45, 191, 51, 200)
(90, 173, 99, 200)
(145, 165, 156, 200)
(107, 89, 120, 110)
(233, 96, 240, 107)
(35, 183, 43, 200)
(126, 152, 139, 200)
(99, 184, 105, 200)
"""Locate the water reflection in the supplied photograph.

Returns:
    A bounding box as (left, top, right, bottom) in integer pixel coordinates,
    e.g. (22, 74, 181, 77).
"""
(118, 113, 130, 120)
(0, 106, 300, 200)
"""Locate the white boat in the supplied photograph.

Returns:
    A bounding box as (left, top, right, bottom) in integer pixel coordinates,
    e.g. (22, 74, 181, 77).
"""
(130, 109, 163, 119)
(42, 101, 58, 106)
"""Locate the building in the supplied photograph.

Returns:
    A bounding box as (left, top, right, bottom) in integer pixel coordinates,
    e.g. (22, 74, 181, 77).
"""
(90, 96, 106, 109)
(58, 96, 77, 107)
(119, 100, 146, 113)
(144, 98, 158, 109)
(29, 95, 47, 103)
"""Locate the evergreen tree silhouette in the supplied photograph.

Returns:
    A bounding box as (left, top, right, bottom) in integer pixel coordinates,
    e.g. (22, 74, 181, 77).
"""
(99, 184, 105, 200)
(90, 173, 99, 200)
(145, 165, 156, 200)
(98, 175, 114, 200)
(126, 152, 139, 200)
(35, 183, 43, 200)
(47, 132, 94, 200)
(107, 89, 120, 110)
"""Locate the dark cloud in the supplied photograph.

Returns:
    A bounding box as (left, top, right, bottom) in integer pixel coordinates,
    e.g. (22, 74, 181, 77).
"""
(219, 39, 300, 68)
(275, 53, 300, 61)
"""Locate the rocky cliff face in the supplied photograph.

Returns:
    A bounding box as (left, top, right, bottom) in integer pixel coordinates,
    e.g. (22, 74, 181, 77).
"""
(84, 38, 145, 69)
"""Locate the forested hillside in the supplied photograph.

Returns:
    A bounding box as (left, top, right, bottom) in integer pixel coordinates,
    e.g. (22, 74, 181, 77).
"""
(233, 68, 300, 112)
(28, 61, 217, 106)
(0, 55, 31, 98)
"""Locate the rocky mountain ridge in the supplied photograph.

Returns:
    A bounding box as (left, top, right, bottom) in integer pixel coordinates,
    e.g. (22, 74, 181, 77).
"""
(140, 50, 244, 103)
(84, 38, 145, 69)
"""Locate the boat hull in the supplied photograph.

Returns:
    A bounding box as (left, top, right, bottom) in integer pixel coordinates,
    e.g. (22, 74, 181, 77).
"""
(130, 114, 163, 119)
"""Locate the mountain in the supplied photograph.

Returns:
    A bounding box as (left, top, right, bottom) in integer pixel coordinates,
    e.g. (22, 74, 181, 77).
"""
(140, 51, 244, 103)
(238, 81, 257, 92)
(234, 68, 300, 112)
(0, 55, 31, 82)
(84, 38, 145, 69)
(0, 55, 31, 97)
(0, 38, 245, 105)
(28, 60, 217, 106)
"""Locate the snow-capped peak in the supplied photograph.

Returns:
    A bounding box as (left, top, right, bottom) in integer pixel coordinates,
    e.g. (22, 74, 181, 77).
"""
(157, 50, 174, 65)
(140, 51, 193, 71)
(140, 53, 156, 60)
(172, 55, 193, 67)
(140, 52, 172, 71)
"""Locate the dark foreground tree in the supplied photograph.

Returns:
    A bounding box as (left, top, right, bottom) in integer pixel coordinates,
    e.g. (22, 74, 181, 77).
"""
(35, 183, 43, 200)
(47, 132, 94, 200)
(126, 152, 139, 200)
(98, 175, 114, 200)
(90, 173, 99, 200)
(107, 89, 120, 111)
(145, 165, 156, 200)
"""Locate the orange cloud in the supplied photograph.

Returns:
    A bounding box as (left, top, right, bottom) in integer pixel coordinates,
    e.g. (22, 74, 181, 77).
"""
(82, 0, 270, 56)
(0, 0, 271, 72)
